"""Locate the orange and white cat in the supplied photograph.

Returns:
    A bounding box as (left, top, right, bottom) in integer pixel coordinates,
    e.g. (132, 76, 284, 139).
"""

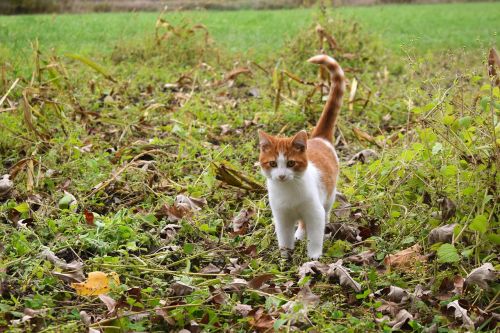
(258, 54, 345, 259)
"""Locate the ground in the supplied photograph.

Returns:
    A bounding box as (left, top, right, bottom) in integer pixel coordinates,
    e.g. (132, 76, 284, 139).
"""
(0, 2, 499, 333)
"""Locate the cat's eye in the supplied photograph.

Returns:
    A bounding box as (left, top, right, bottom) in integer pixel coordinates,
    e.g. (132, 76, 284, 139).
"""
(287, 161, 296, 168)
(269, 161, 277, 168)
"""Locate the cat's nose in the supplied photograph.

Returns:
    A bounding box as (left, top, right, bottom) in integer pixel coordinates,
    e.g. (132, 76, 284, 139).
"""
(278, 175, 286, 181)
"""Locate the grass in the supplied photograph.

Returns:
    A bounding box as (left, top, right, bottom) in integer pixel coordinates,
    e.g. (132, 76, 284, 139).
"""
(1, 2, 499, 65)
(0, 2, 499, 332)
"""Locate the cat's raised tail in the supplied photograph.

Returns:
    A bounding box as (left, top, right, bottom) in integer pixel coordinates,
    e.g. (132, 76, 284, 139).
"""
(307, 54, 345, 143)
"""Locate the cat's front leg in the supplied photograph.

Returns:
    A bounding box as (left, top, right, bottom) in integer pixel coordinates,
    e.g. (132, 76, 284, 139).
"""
(272, 208, 296, 257)
(302, 204, 326, 259)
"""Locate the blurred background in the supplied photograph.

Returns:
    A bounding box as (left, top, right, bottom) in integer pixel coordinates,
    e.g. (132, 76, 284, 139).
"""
(0, 0, 490, 14)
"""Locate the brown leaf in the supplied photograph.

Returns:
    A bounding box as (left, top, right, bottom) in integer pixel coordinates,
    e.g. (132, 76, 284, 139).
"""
(214, 162, 265, 192)
(384, 244, 426, 269)
(376, 299, 401, 316)
(84, 210, 95, 226)
(248, 274, 274, 290)
(388, 309, 414, 330)
(232, 209, 254, 235)
(160, 224, 180, 243)
(344, 250, 375, 266)
(39, 248, 85, 282)
(199, 263, 221, 274)
(465, 263, 497, 290)
(372, 286, 410, 303)
(171, 282, 194, 296)
(249, 308, 275, 330)
(447, 300, 474, 330)
(327, 259, 362, 292)
(224, 278, 248, 292)
(233, 303, 252, 316)
(209, 288, 227, 305)
(346, 149, 379, 166)
(428, 223, 456, 244)
(98, 294, 117, 314)
(325, 222, 361, 242)
(333, 192, 351, 218)
(352, 127, 382, 148)
(298, 261, 329, 279)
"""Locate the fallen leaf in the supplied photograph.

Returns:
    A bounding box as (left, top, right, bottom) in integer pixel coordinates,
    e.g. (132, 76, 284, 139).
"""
(325, 222, 361, 242)
(220, 124, 232, 135)
(346, 149, 379, 166)
(344, 250, 375, 265)
(98, 294, 117, 314)
(465, 263, 497, 290)
(79, 310, 92, 326)
(248, 308, 275, 330)
(160, 224, 180, 243)
(327, 260, 362, 292)
(224, 278, 248, 292)
(171, 282, 194, 296)
(248, 274, 274, 290)
(428, 223, 456, 244)
(209, 288, 227, 305)
(384, 244, 426, 269)
(298, 261, 329, 279)
(39, 248, 85, 282)
(373, 286, 411, 303)
(447, 300, 474, 330)
(352, 127, 382, 148)
(0, 174, 14, 199)
(71, 271, 120, 296)
(376, 299, 401, 316)
(388, 309, 414, 330)
(232, 208, 254, 235)
(83, 210, 95, 226)
(233, 303, 252, 316)
(333, 192, 351, 218)
(199, 263, 221, 274)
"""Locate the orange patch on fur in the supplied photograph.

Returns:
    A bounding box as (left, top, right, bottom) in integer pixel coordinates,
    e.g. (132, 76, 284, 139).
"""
(307, 138, 339, 195)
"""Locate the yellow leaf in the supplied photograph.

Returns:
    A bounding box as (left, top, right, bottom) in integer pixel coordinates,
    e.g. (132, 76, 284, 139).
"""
(71, 271, 120, 296)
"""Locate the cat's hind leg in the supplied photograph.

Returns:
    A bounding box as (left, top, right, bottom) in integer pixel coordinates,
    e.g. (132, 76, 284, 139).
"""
(294, 220, 306, 240)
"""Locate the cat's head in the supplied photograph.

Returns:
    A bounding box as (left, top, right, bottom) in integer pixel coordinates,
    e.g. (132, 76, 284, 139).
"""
(258, 130, 308, 182)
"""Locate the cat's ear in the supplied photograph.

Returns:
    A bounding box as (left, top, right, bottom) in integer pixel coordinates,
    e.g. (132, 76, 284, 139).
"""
(258, 130, 272, 150)
(292, 130, 308, 152)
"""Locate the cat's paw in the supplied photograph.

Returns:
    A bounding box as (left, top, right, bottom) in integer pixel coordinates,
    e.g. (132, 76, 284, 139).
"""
(307, 250, 322, 260)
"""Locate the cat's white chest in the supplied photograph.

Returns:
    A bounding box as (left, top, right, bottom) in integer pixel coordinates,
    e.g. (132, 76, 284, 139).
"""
(267, 163, 325, 210)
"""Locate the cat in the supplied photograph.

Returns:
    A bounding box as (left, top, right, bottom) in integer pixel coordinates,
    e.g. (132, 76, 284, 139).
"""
(258, 54, 345, 259)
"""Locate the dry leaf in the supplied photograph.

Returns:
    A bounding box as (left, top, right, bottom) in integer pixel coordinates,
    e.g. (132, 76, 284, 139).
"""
(248, 274, 274, 290)
(344, 250, 375, 265)
(79, 310, 92, 326)
(352, 127, 382, 148)
(428, 223, 456, 244)
(98, 294, 117, 314)
(372, 286, 411, 303)
(39, 248, 85, 282)
(388, 309, 414, 330)
(171, 281, 194, 296)
(84, 210, 95, 226)
(233, 303, 252, 316)
(376, 299, 401, 316)
(232, 208, 254, 235)
(333, 192, 351, 218)
(447, 300, 474, 330)
(346, 149, 379, 166)
(160, 224, 180, 243)
(199, 263, 221, 274)
(384, 244, 426, 268)
(71, 271, 120, 296)
(325, 222, 361, 242)
(298, 261, 329, 279)
(224, 278, 248, 292)
(465, 263, 497, 290)
(327, 260, 362, 292)
(249, 308, 275, 330)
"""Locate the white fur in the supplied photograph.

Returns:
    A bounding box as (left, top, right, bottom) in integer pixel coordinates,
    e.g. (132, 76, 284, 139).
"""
(262, 159, 336, 259)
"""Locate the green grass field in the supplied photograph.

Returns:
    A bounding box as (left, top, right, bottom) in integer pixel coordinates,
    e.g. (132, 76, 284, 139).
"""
(1, 2, 499, 64)
(1, 2, 499, 332)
